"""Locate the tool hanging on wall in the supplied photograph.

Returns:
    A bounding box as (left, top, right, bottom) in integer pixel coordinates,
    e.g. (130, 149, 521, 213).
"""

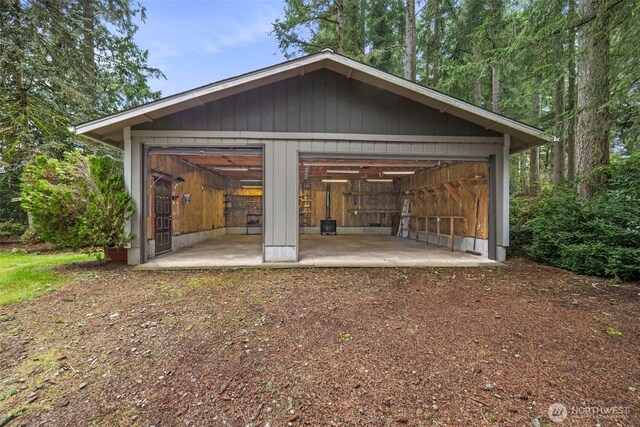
(398, 198, 410, 238)
(465, 196, 482, 256)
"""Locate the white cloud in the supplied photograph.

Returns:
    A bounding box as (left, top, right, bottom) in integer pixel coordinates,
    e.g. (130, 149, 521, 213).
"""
(138, 1, 279, 57)
(135, 0, 284, 95)
(196, 5, 278, 54)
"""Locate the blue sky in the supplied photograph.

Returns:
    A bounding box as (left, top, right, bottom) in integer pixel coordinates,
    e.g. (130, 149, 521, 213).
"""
(135, 0, 287, 96)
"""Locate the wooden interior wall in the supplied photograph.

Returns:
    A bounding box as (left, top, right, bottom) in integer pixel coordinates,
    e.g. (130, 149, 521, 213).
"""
(147, 154, 226, 238)
(305, 180, 398, 227)
(225, 182, 263, 227)
(398, 162, 489, 238)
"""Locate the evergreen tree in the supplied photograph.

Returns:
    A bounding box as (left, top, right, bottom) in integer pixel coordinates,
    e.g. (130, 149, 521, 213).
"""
(0, 0, 162, 168)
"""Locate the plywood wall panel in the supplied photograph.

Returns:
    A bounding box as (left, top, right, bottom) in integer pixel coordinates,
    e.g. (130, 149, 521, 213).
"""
(306, 180, 398, 228)
(148, 154, 226, 237)
(399, 162, 489, 238)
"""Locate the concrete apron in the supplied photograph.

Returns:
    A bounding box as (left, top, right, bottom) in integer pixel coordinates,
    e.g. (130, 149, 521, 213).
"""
(134, 234, 500, 270)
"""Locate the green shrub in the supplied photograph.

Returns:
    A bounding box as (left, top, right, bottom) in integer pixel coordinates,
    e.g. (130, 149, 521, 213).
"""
(509, 195, 536, 256)
(511, 153, 640, 282)
(20, 152, 135, 255)
(0, 221, 27, 239)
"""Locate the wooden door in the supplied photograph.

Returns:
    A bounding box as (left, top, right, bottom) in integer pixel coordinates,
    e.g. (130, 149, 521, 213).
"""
(154, 178, 172, 254)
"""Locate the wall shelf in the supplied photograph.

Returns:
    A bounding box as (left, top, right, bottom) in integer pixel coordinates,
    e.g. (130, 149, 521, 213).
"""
(342, 192, 399, 196)
(348, 209, 397, 213)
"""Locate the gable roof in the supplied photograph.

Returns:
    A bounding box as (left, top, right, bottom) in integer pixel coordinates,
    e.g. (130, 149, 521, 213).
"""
(73, 50, 552, 154)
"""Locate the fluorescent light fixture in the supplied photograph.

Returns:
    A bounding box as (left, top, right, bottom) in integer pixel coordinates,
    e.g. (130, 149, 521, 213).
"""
(382, 171, 415, 175)
(302, 162, 432, 167)
(325, 169, 359, 174)
(321, 179, 349, 183)
(241, 185, 263, 189)
(213, 167, 249, 172)
(366, 178, 393, 182)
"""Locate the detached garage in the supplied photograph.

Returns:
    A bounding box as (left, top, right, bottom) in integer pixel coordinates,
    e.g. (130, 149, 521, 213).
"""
(73, 50, 550, 267)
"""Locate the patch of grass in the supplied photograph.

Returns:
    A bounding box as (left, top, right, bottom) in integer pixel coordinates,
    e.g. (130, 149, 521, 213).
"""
(0, 349, 63, 419)
(340, 333, 353, 342)
(0, 252, 88, 306)
(18, 348, 61, 379)
(158, 288, 183, 303)
(253, 295, 266, 304)
(234, 310, 248, 324)
(265, 377, 277, 395)
(605, 326, 622, 336)
(186, 275, 222, 290)
(1, 387, 17, 401)
(0, 314, 16, 322)
(0, 406, 27, 426)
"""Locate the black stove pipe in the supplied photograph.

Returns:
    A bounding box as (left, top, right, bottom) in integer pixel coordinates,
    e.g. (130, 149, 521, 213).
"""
(325, 183, 331, 219)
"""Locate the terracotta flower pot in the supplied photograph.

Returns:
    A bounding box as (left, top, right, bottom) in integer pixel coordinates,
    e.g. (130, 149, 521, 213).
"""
(105, 247, 128, 262)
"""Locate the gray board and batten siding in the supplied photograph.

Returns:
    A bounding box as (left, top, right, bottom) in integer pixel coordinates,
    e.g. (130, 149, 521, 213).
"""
(133, 69, 501, 139)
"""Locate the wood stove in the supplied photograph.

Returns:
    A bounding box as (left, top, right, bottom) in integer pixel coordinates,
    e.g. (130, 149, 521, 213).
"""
(320, 183, 337, 235)
(320, 219, 337, 235)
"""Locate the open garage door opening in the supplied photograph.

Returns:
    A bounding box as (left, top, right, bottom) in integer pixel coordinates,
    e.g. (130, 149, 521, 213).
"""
(298, 156, 491, 266)
(143, 147, 264, 266)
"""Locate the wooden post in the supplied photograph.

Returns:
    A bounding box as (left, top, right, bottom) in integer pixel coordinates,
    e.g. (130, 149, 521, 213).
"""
(450, 217, 454, 251)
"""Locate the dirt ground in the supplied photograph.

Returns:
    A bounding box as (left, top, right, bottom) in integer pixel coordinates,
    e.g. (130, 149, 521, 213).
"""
(0, 259, 638, 426)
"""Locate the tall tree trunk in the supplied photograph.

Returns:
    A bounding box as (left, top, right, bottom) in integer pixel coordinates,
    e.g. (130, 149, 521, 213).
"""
(335, 0, 345, 54)
(553, 53, 565, 184)
(553, 78, 565, 184)
(518, 153, 527, 193)
(82, 0, 96, 80)
(404, 0, 416, 81)
(576, 0, 611, 198)
(491, 63, 500, 113)
(474, 77, 483, 107)
(566, 0, 577, 182)
(431, 0, 442, 86)
(530, 76, 541, 195)
(10, 0, 29, 161)
(473, 47, 483, 107)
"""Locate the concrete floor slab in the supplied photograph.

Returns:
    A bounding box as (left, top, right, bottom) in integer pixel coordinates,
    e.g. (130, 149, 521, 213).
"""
(299, 235, 497, 267)
(135, 234, 499, 269)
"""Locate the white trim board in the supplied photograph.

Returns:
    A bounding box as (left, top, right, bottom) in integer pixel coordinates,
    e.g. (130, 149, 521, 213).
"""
(131, 130, 503, 144)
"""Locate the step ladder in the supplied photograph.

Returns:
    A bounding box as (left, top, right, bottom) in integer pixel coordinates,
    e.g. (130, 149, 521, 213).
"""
(397, 198, 410, 238)
(299, 180, 312, 233)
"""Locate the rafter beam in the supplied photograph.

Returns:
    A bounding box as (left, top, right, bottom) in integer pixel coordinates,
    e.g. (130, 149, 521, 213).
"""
(443, 182, 463, 207)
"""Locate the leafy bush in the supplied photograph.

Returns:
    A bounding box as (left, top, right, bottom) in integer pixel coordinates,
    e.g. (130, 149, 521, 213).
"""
(20, 152, 135, 254)
(0, 221, 27, 239)
(20, 226, 42, 244)
(511, 154, 640, 281)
